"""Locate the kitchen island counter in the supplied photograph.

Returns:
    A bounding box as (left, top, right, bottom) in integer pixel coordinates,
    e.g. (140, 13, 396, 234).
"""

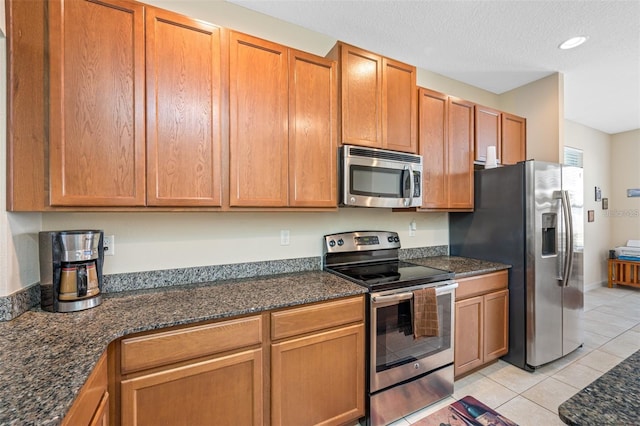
(0, 271, 366, 425)
(558, 349, 640, 425)
(409, 255, 510, 278)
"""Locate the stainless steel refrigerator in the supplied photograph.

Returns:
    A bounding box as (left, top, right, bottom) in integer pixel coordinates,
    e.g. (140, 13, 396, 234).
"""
(450, 160, 584, 370)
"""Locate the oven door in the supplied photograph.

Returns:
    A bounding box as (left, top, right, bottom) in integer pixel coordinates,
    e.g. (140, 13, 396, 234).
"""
(369, 281, 457, 393)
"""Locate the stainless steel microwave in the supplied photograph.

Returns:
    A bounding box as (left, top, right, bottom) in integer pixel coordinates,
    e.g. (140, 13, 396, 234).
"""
(340, 145, 422, 208)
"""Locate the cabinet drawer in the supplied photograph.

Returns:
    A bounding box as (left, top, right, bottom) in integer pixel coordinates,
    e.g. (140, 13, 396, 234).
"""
(121, 315, 262, 374)
(456, 270, 508, 300)
(271, 296, 364, 340)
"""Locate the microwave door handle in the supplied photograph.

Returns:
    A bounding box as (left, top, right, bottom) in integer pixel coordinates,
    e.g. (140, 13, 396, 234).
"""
(402, 165, 414, 207)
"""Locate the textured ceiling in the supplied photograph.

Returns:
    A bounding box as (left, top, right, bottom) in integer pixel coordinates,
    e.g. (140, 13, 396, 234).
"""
(227, 0, 640, 135)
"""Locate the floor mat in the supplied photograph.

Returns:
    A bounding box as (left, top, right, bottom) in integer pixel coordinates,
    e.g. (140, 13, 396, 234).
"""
(411, 395, 519, 426)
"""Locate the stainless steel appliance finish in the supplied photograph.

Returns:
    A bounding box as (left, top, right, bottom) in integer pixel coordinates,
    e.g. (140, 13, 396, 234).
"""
(450, 160, 584, 370)
(39, 230, 104, 312)
(323, 231, 457, 425)
(340, 145, 423, 208)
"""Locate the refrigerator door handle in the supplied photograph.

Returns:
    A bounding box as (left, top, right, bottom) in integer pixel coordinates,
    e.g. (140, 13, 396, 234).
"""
(560, 190, 574, 287)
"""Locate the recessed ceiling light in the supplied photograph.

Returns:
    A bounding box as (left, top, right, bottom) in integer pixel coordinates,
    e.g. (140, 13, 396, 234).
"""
(559, 36, 589, 50)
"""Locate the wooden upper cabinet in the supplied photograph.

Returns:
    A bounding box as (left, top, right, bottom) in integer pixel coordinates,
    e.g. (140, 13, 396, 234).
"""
(288, 50, 338, 207)
(419, 88, 473, 210)
(330, 43, 382, 149)
(502, 113, 526, 165)
(419, 88, 448, 209)
(145, 8, 224, 206)
(474, 105, 502, 164)
(6, 0, 47, 211)
(382, 58, 417, 153)
(448, 97, 474, 209)
(328, 42, 417, 153)
(48, 0, 146, 206)
(229, 32, 289, 207)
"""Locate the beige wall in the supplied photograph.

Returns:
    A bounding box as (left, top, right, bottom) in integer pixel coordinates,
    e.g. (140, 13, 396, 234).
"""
(0, 37, 42, 296)
(564, 120, 611, 289)
(500, 73, 564, 163)
(42, 211, 448, 274)
(610, 129, 640, 247)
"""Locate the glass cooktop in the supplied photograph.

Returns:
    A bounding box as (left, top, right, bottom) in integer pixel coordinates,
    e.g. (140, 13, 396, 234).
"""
(326, 260, 454, 291)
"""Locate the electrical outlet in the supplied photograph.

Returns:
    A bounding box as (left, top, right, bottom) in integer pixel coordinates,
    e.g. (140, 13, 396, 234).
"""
(280, 230, 290, 246)
(103, 235, 115, 256)
(409, 220, 417, 237)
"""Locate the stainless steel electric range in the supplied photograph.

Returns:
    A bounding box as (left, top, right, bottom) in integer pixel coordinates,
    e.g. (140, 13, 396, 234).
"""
(323, 231, 458, 426)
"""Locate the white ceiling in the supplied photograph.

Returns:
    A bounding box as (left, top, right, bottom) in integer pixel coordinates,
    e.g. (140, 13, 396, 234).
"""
(227, 0, 640, 135)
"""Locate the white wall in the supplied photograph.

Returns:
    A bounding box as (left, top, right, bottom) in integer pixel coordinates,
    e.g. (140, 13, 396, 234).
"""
(564, 120, 611, 289)
(610, 129, 640, 247)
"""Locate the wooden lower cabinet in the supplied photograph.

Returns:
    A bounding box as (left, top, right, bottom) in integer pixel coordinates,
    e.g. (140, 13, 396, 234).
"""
(454, 271, 509, 378)
(271, 324, 365, 426)
(114, 296, 365, 425)
(63, 351, 109, 426)
(454, 296, 484, 374)
(271, 296, 365, 426)
(120, 349, 263, 426)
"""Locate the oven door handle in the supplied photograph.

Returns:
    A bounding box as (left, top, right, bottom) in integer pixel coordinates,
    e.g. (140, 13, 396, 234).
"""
(371, 292, 414, 304)
(435, 282, 458, 295)
(371, 282, 458, 305)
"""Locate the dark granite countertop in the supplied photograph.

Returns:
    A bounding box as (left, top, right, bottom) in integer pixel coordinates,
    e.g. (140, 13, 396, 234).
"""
(409, 255, 511, 278)
(558, 349, 640, 425)
(0, 271, 366, 426)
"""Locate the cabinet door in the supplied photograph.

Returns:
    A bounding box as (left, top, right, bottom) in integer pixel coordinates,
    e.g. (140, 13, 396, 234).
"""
(447, 97, 474, 209)
(474, 105, 502, 164)
(454, 296, 484, 377)
(89, 392, 109, 426)
(121, 349, 263, 426)
(419, 88, 448, 209)
(484, 289, 509, 361)
(230, 32, 288, 206)
(502, 113, 526, 165)
(49, 0, 145, 206)
(146, 8, 223, 206)
(339, 44, 382, 148)
(288, 50, 338, 207)
(382, 58, 417, 153)
(271, 324, 365, 426)
(62, 352, 108, 426)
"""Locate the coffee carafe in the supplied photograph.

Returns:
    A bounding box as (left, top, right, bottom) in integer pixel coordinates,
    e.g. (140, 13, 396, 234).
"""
(39, 230, 104, 312)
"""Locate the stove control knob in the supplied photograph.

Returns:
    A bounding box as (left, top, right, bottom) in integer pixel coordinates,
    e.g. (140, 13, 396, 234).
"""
(414, 363, 420, 369)
(394, 236, 400, 243)
(337, 239, 344, 246)
(387, 236, 394, 243)
(328, 240, 336, 248)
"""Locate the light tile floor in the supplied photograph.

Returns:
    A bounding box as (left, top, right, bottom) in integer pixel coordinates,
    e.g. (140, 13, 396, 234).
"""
(389, 284, 640, 426)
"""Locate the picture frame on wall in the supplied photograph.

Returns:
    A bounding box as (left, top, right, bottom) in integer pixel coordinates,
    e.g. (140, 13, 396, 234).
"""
(595, 187, 602, 201)
(602, 198, 608, 210)
(628, 189, 640, 197)
(588, 210, 595, 222)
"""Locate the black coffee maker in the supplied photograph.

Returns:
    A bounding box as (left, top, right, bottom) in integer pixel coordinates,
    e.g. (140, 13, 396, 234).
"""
(39, 230, 104, 312)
